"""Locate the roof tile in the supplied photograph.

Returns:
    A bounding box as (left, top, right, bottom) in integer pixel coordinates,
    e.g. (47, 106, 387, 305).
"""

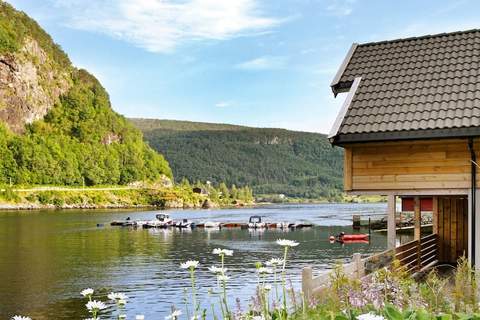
(332, 29, 480, 136)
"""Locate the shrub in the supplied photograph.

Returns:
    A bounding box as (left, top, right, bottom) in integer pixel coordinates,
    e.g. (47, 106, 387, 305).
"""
(0, 185, 20, 202)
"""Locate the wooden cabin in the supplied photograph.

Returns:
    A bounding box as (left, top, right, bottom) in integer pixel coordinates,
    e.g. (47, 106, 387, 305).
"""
(329, 29, 480, 267)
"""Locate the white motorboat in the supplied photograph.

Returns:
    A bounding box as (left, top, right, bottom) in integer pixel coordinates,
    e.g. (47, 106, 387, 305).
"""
(143, 214, 173, 228)
(203, 221, 221, 228)
(176, 219, 195, 229)
(248, 215, 266, 229)
(275, 222, 290, 229)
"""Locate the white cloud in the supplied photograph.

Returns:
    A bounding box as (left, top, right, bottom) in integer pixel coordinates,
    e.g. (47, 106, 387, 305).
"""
(326, 0, 356, 17)
(215, 101, 233, 108)
(51, 0, 283, 53)
(235, 55, 288, 70)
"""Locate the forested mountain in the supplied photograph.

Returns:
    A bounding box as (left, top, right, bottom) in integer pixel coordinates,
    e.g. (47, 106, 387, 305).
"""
(0, 1, 171, 186)
(131, 119, 344, 199)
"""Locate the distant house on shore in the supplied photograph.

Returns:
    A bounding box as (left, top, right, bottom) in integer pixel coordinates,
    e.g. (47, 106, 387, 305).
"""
(329, 29, 480, 267)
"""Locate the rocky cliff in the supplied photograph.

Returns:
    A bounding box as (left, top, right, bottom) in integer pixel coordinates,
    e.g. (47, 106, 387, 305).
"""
(0, 38, 71, 133)
(0, 1, 172, 186)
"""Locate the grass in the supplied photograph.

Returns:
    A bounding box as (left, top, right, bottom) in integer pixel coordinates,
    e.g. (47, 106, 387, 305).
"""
(0, 185, 208, 209)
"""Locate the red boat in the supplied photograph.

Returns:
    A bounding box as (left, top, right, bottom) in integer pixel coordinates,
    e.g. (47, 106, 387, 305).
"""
(330, 232, 370, 243)
(341, 239, 369, 244)
(341, 234, 369, 241)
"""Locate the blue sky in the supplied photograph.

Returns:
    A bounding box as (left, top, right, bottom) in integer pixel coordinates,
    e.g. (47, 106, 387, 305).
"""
(7, 0, 480, 133)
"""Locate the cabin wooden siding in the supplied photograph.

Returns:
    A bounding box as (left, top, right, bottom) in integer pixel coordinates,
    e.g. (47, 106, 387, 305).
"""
(343, 139, 478, 191)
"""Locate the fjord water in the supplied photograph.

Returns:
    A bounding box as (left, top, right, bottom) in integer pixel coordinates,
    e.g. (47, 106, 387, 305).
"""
(0, 203, 390, 319)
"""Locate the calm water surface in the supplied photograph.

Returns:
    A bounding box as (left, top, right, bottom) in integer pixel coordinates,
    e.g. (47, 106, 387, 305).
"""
(0, 203, 391, 319)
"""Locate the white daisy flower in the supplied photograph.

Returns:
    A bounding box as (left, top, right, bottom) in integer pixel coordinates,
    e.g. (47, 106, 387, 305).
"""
(222, 249, 233, 256)
(257, 267, 274, 274)
(276, 239, 299, 247)
(118, 299, 127, 305)
(208, 266, 227, 274)
(11, 316, 32, 320)
(108, 292, 128, 301)
(86, 300, 107, 312)
(165, 310, 182, 319)
(180, 260, 199, 269)
(212, 248, 233, 256)
(81, 288, 94, 297)
(265, 258, 284, 266)
(357, 313, 385, 320)
(217, 274, 230, 282)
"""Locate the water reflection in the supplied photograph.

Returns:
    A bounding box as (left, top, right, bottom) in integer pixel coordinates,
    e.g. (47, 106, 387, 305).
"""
(0, 204, 388, 319)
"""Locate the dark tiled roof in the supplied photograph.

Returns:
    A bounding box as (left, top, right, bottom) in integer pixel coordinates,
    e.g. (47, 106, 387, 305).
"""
(329, 29, 480, 144)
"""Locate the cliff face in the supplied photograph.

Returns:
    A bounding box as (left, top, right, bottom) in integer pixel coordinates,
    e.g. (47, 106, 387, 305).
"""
(0, 39, 71, 133)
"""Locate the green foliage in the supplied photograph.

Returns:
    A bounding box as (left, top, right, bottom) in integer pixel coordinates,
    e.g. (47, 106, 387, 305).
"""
(0, 185, 20, 202)
(188, 179, 254, 205)
(0, 180, 252, 208)
(0, 3, 172, 186)
(0, 69, 172, 186)
(131, 119, 344, 200)
(0, 1, 70, 66)
(326, 262, 358, 311)
(453, 256, 478, 313)
(419, 271, 451, 314)
(293, 258, 480, 320)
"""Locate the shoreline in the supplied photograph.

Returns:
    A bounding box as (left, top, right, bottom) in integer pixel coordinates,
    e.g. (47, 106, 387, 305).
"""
(0, 198, 260, 211)
(0, 200, 386, 211)
(0, 202, 257, 211)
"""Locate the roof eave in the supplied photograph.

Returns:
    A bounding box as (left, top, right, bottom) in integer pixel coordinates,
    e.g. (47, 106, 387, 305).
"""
(333, 127, 480, 146)
(328, 77, 362, 145)
(330, 43, 359, 96)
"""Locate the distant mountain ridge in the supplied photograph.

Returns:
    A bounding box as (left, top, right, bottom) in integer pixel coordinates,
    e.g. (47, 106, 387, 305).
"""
(131, 118, 344, 199)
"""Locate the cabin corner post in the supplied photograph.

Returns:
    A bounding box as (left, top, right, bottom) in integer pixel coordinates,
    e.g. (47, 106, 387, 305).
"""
(469, 190, 480, 269)
(387, 194, 396, 249)
(467, 189, 480, 268)
(414, 196, 421, 241)
(344, 147, 353, 191)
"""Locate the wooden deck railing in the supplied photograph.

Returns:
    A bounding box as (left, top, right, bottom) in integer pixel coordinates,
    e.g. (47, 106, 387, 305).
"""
(395, 233, 438, 273)
(302, 253, 362, 301)
(302, 233, 438, 301)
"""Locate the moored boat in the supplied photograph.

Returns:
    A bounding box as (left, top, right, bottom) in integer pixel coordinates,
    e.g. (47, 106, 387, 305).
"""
(248, 215, 266, 229)
(203, 221, 221, 228)
(143, 214, 173, 229)
(341, 234, 369, 241)
(175, 219, 195, 229)
(289, 222, 313, 229)
(331, 232, 370, 243)
(221, 222, 247, 228)
(273, 222, 290, 229)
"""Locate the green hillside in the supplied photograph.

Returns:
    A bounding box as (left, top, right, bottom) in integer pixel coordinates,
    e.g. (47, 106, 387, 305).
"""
(0, 1, 171, 186)
(131, 119, 344, 200)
